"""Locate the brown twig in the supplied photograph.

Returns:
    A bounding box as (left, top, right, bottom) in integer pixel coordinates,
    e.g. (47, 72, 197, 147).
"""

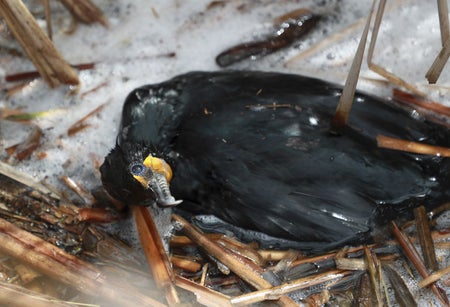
(170, 234, 224, 247)
(170, 255, 202, 273)
(133, 207, 179, 306)
(376, 134, 450, 157)
(60, 175, 97, 205)
(5, 63, 95, 83)
(67, 103, 106, 136)
(172, 214, 297, 306)
(216, 236, 266, 267)
(0, 0, 79, 87)
(5, 126, 43, 161)
(393, 88, 450, 118)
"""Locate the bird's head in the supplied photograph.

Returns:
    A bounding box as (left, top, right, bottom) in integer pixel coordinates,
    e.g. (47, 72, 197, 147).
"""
(100, 142, 182, 207)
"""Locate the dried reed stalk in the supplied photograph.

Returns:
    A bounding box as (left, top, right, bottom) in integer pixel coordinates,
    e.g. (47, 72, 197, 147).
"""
(175, 275, 232, 307)
(331, 0, 375, 131)
(133, 206, 179, 306)
(58, 0, 108, 26)
(0, 0, 79, 87)
(364, 246, 383, 307)
(367, 0, 425, 96)
(419, 265, 450, 288)
(391, 221, 449, 305)
(425, 39, 450, 84)
(172, 214, 297, 306)
(0, 281, 73, 307)
(426, 0, 450, 84)
(170, 255, 202, 273)
(0, 216, 166, 306)
(230, 270, 349, 306)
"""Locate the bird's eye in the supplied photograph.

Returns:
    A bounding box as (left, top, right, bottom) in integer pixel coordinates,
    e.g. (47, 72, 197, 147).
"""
(130, 162, 146, 176)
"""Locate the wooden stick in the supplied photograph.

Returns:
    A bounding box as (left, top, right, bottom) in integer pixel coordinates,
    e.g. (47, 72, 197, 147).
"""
(376, 134, 450, 157)
(0, 216, 166, 306)
(172, 214, 297, 306)
(133, 207, 179, 306)
(67, 103, 107, 136)
(0, 0, 79, 87)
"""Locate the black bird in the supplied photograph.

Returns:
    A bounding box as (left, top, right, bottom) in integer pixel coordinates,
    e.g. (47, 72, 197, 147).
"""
(100, 71, 450, 252)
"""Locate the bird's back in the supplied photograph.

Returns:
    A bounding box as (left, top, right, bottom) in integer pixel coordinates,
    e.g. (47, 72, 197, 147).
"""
(118, 71, 450, 251)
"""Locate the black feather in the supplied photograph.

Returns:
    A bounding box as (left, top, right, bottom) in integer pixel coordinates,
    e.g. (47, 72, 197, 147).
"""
(101, 71, 450, 252)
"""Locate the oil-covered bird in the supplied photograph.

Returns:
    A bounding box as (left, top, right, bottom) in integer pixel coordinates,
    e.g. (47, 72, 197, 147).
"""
(100, 71, 450, 252)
